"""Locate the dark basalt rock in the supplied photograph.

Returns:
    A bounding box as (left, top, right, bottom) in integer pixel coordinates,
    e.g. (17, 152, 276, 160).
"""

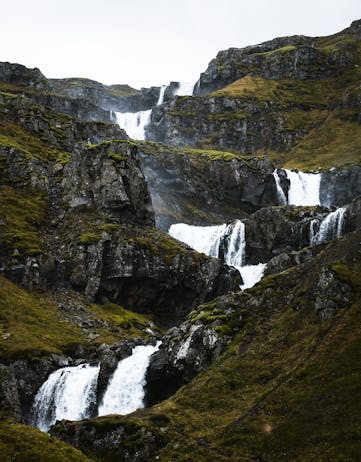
(145, 320, 228, 406)
(138, 142, 278, 230)
(62, 141, 154, 225)
(0, 62, 49, 90)
(320, 166, 361, 208)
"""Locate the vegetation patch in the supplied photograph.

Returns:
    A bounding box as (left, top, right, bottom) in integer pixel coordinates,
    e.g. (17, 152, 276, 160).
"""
(0, 420, 91, 462)
(0, 185, 47, 256)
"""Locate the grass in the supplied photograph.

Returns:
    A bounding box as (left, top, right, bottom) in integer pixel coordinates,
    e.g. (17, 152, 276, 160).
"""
(0, 185, 47, 255)
(0, 275, 155, 362)
(0, 120, 70, 164)
(0, 276, 87, 361)
(0, 419, 92, 462)
(137, 140, 259, 164)
(280, 114, 361, 170)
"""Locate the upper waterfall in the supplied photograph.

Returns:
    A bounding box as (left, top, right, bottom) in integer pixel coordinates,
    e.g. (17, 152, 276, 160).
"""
(32, 363, 100, 432)
(115, 109, 152, 140)
(175, 82, 195, 96)
(98, 343, 160, 416)
(157, 85, 167, 105)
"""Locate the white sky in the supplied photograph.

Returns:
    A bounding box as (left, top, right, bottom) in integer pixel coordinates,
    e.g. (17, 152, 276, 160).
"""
(1, 0, 361, 89)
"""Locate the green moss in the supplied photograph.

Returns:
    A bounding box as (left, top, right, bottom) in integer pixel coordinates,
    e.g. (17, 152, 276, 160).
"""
(0, 276, 87, 361)
(0, 420, 92, 462)
(281, 114, 361, 170)
(78, 232, 102, 245)
(108, 150, 128, 161)
(0, 185, 47, 256)
(0, 120, 70, 164)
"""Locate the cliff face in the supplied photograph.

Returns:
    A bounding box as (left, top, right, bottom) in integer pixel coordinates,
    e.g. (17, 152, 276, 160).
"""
(146, 21, 361, 173)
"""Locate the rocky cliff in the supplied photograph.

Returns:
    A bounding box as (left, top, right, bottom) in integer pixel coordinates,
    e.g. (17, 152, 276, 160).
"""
(1, 19, 361, 462)
(146, 21, 361, 174)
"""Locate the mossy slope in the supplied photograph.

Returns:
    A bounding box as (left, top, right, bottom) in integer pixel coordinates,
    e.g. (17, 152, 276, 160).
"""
(62, 230, 361, 461)
(0, 276, 152, 362)
(0, 420, 93, 462)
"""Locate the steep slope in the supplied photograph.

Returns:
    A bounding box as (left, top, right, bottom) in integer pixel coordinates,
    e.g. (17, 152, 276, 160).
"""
(146, 20, 361, 172)
(53, 228, 361, 461)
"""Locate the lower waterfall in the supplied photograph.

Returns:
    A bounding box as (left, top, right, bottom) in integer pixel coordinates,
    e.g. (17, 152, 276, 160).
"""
(169, 221, 266, 289)
(32, 363, 100, 432)
(115, 109, 152, 140)
(310, 207, 346, 246)
(98, 343, 160, 416)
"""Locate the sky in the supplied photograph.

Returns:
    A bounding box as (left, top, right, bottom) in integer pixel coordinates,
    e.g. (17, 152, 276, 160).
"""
(1, 0, 361, 89)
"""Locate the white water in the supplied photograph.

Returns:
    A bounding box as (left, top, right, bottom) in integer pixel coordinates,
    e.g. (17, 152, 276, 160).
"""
(157, 85, 167, 105)
(310, 207, 346, 246)
(169, 221, 265, 289)
(285, 170, 321, 206)
(32, 363, 100, 432)
(169, 222, 227, 257)
(175, 82, 195, 96)
(98, 343, 160, 416)
(115, 110, 152, 140)
(272, 170, 287, 205)
(239, 264, 267, 290)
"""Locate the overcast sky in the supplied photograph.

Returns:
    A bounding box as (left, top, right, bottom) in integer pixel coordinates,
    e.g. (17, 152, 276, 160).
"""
(1, 0, 361, 88)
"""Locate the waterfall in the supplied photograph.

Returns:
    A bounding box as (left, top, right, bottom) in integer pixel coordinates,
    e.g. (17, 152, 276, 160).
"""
(272, 170, 287, 205)
(98, 343, 160, 416)
(285, 169, 321, 206)
(115, 109, 152, 140)
(32, 363, 100, 432)
(168, 222, 227, 257)
(169, 221, 265, 289)
(222, 220, 246, 267)
(310, 207, 346, 246)
(157, 85, 167, 105)
(175, 82, 195, 96)
(239, 264, 267, 290)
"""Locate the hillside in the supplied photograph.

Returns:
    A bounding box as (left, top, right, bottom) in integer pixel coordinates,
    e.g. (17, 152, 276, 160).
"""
(0, 19, 361, 462)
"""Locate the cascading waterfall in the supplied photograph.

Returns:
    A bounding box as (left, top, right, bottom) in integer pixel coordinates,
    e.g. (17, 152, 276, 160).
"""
(285, 169, 321, 206)
(98, 342, 160, 416)
(115, 84, 166, 139)
(175, 82, 195, 96)
(310, 207, 346, 246)
(169, 221, 266, 289)
(168, 222, 227, 257)
(115, 110, 152, 140)
(157, 85, 167, 105)
(32, 363, 100, 432)
(272, 169, 321, 206)
(272, 169, 287, 205)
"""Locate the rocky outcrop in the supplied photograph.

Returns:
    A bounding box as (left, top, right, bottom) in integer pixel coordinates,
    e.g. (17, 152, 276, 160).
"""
(66, 226, 240, 320)
(138, 141, 278, 230)
(62, 141, 154, 225)
(51, 416, 169, 462)
(145, 226, 359, 408)
(320, 166, 361, 207)
(194, 20, 361, 95)
(0, 62, 49, 90)
(49, 78, 162, 113)
(243, 205, 325, 263)
(145, 317, 230, 406)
